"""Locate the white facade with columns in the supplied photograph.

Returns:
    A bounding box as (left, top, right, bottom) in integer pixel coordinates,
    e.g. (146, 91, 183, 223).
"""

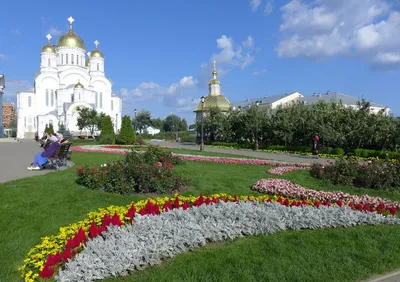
(17, 17, 122, 139)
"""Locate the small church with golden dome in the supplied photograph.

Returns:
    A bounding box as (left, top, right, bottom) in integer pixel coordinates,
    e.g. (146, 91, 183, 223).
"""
(194, 61, 231, 121)
(17, 16, 122, 139)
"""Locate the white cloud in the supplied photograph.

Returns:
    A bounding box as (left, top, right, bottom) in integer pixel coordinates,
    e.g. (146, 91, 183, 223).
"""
(211, 35, 255, 68)
(48, 27, 63, 36)
(264, 0, 274, 15)
(120, 76, 198, 113)
(242, 36, 254, 48)
(252, 68, 267, 76)
(276, 0, 400, 68)
(250, 0, 262, 11)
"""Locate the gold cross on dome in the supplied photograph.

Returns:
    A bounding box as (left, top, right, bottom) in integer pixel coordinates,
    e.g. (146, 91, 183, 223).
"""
(46, 34, 52, 42)
(94, 40, 99, 48)
(68, 16, 74, 29)
(213, 60, 216, 70)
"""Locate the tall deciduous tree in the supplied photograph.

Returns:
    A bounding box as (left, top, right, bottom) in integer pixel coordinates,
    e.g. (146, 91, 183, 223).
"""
(76, 107, 103, 138)
(133, 110, 152, 133)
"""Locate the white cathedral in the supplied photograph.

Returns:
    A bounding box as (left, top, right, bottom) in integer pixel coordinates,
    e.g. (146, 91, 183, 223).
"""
(17, 16, 122, 139)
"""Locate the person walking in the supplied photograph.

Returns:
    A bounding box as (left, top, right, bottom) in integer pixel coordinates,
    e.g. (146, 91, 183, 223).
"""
(312, 135, 320, 159)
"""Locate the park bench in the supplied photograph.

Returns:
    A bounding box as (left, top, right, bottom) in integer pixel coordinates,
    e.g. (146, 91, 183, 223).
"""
(45, 143, 72, 170)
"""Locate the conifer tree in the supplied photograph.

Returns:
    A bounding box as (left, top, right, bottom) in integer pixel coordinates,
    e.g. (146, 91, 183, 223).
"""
(99, 115, 116, 144)
(118, 115, 136, 144)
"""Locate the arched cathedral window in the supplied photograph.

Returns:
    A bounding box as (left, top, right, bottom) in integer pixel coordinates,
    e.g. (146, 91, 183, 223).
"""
(71, 93, 74, 103)
(28, 96, 32, 107)
(48, 58, 51, 67)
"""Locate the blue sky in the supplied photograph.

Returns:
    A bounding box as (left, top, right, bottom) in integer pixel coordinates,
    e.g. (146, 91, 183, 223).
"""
(1, 0, 400, 124)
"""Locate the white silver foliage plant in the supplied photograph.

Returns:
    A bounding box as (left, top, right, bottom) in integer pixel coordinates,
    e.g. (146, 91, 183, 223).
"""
(57, 201, 399, 282)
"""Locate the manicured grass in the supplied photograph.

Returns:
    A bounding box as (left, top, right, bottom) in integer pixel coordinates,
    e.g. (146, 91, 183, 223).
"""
(2, 151, 400, 282)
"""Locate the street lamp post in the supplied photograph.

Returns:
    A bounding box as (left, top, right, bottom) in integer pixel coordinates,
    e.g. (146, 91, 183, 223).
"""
(133, 108, 137, 132)
(200, 96, 205, 151)
(255, 100, 261, 151)
(0, 75, 5, 138)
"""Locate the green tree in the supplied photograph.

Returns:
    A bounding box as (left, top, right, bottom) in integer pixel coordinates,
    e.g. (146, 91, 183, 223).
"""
(44, 124, 49, 135)
(133, 110, 152, 133)
(57, 123, 72, 140)
(150, 118, 163, 130)
(163, 114, 188, 132)
(76, 107, 103, 138)
(99, 115, 116, 144)
(118, 115, 136, 145)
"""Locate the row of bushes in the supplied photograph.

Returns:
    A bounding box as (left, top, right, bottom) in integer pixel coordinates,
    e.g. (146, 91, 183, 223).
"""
(99, 115, 137, 145)
(204, 141, 399, 160)
(76, 147, 188, 195)
(311, 159, 400, 190)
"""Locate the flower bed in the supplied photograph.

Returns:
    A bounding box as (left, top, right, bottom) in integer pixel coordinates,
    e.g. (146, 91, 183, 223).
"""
(57, 201, 399, 282)
(102, 145, 168, 149)
(19, 192, 398, 282)
(311, 158, 400, 189)
(252, 178, 400, 213)
(268, 166, 310, 175)
(70, 145, 310, 167)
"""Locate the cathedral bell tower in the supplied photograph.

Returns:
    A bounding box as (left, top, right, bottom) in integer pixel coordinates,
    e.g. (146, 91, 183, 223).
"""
(40, 34, 57, 72)
(88, 40, 105, 75)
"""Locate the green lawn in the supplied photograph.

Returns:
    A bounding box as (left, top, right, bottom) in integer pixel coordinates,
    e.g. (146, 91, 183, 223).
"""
(1, 151, 400, 282)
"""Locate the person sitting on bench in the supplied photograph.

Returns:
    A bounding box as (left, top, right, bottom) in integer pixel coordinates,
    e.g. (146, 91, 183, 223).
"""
(28, 134, 64, 171)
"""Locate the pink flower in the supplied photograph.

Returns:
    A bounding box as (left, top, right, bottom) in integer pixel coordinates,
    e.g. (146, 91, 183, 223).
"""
(157, 162, 162, 167)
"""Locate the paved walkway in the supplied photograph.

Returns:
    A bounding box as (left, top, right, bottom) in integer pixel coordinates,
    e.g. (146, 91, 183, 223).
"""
(149, 140, 336, 164)
(0, 140, 55, 183)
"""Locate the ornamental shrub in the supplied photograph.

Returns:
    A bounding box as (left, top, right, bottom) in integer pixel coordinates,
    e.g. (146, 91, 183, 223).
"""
(332, 148, 345, 156)
(117, 115, 137, 145)
(76, 148, 187, 194)
(311, 158, 400, 190)
(99, 115, 115, 144)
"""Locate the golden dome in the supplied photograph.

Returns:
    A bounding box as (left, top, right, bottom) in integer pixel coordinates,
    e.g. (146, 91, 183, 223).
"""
(90, 49, 104, 58)
(85, 60, 90, 67)
(194, 95, 231, 112)
(41, 43, 56, 53)
(57, 29, 85, 49)
(208, 78, 221, 85)
(74, 81, 84, 89)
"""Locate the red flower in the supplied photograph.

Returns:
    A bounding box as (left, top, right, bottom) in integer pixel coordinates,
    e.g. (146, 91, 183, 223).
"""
(103, 214, 112, 227)
(89, 220, 99, 239)
(211, 197, 217, 204)
(182, 201, 190, 210)
(282, 198, 289, 206)
(174, 196, 180, 209)
(76, 168, 84, 173)
(356, 203, 363, 211)
(145, 200, 153, 213)
(74, 228, 87, 245)
(163, 200, 172, 211)
(151, 203, 160, 215)
(394, 162, 399, 167)
(362, 164, 366, 168)
(314, 201, 320, 208)
(103, 172, 107, 176)
(62, 248, 71, 262)
(111, 212, 123, 226)
(40, 265, 54, 278)
(277, 196, 283, 203)
(337, 200, 343, 207)
(139, 208, 147, 216)
(390, 206, 397, 216)
(160, 157, 165, 161)
(233, 194, 238, 202)
(205, 198, 211, 205)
